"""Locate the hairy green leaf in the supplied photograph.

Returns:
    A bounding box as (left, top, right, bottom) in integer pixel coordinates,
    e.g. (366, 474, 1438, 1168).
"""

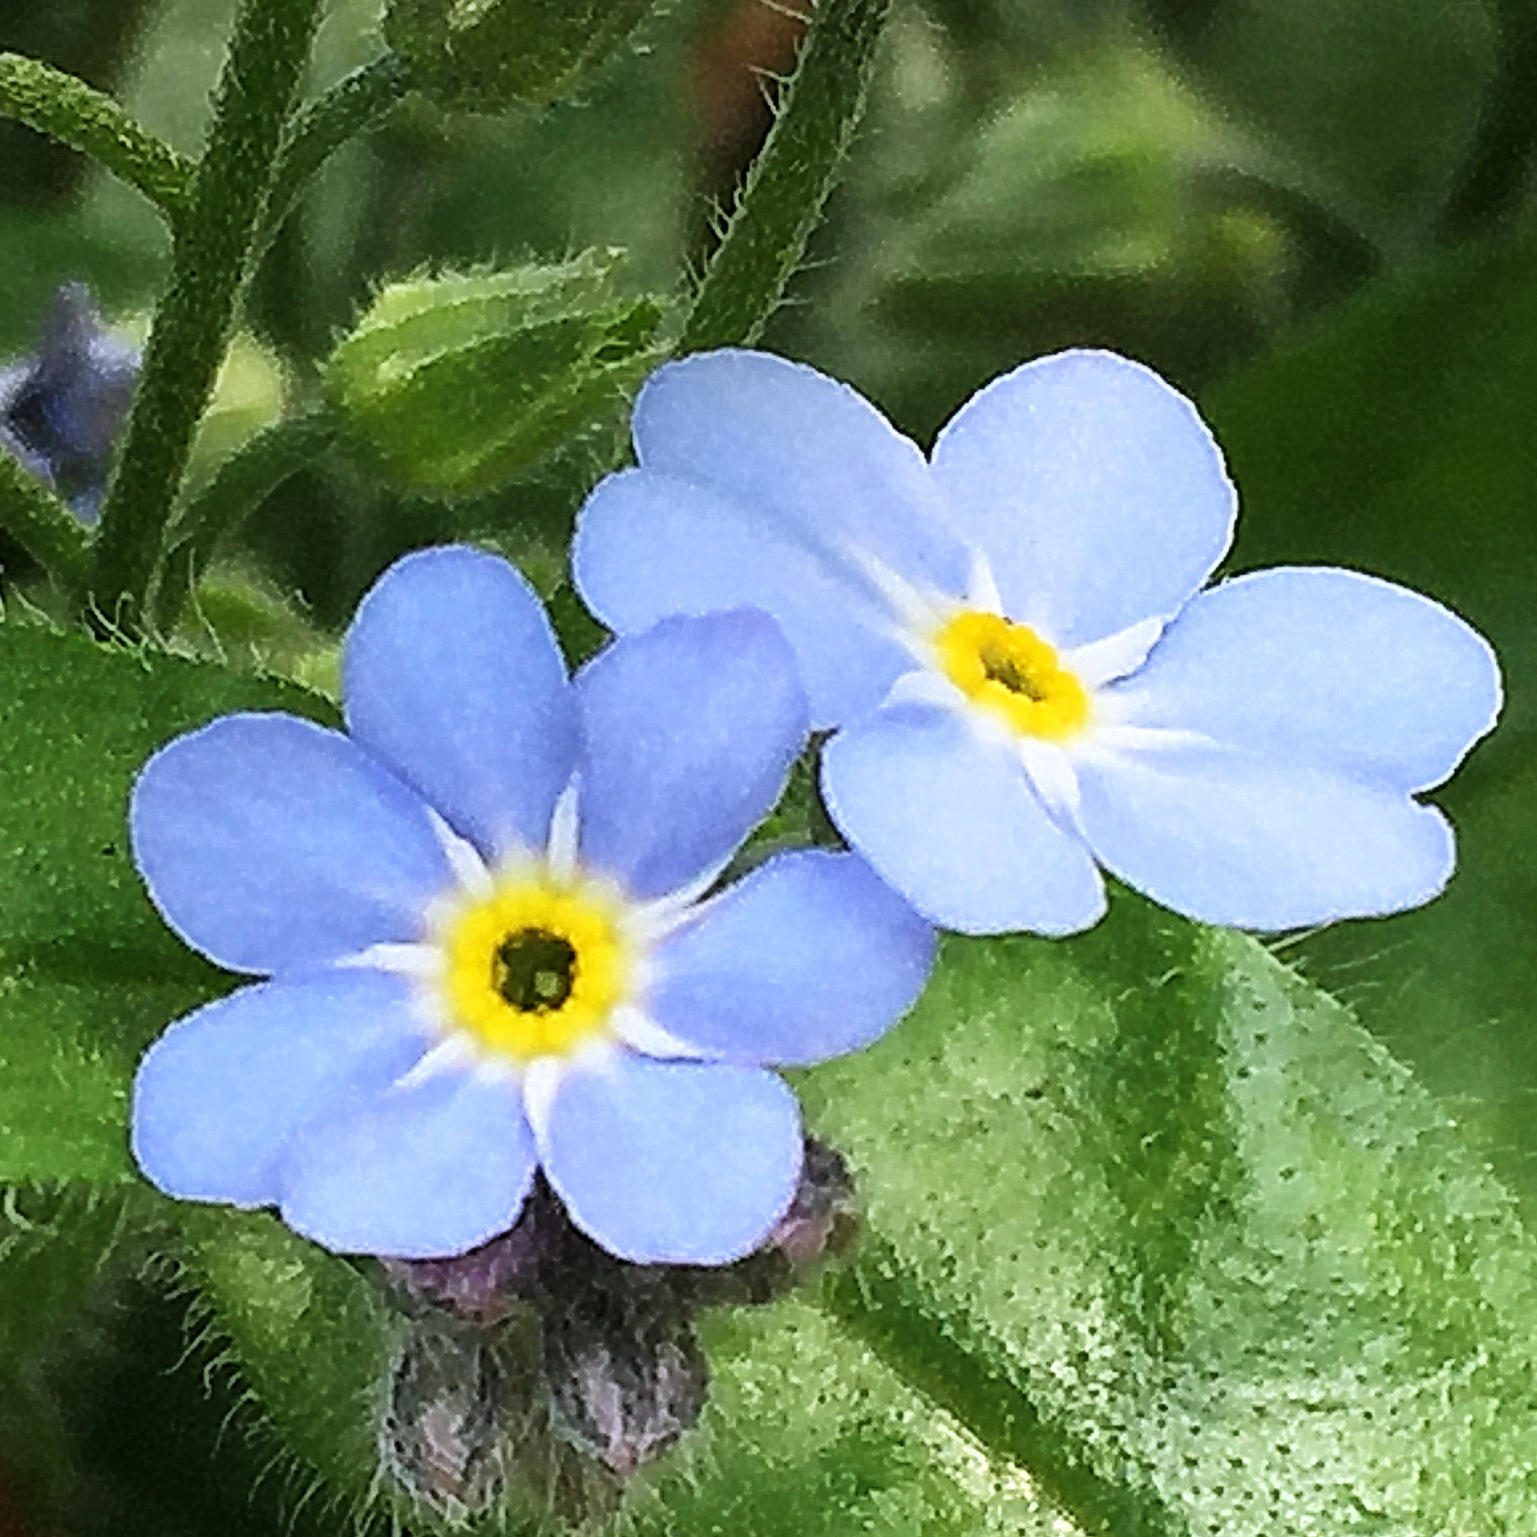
(0, 624, 330, 1182)
(806, 897, 1537, 1534)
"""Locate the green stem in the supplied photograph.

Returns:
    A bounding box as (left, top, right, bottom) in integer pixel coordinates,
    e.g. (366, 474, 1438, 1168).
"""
(255, 52, 415, 262)
(0, 450, 91, 605)
(152, 407, 339, 634)
(90, 0, 325, 630)
(677, 0, 893, 354)
(0, 52, 193, 227)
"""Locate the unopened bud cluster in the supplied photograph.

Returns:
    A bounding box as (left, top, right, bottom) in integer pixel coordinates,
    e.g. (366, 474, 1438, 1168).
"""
(379, 1138, 858, 1522)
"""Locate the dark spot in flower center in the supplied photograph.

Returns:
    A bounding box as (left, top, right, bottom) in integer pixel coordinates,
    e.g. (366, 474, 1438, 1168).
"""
(493, 929, 577, 1013)
(980, 644, 1047, 701)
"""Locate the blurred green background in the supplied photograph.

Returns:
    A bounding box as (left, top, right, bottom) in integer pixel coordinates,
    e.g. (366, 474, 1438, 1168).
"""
(3, 0, 1537, 1531)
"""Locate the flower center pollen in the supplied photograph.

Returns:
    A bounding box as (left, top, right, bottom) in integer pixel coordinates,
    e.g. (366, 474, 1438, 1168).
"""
(438, 879, 629, 1062)
(935, 611, 1090, 741)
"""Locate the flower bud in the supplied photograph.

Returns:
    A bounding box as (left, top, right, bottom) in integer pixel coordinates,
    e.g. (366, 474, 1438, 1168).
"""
(326, 253, 663, 497)
(385, 0, 662, 112)
(0, 283, 138, 522)
(380, 1315, 524, 1520)
(541, 1281, 709, 1479)
(381, 1189, 557, 1324)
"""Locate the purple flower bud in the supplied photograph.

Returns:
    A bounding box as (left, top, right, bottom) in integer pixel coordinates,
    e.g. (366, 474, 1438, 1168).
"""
(379, 1315, 519, 1520)
(380, 1183, 561, 1324)
(541, 1281, 709, 1479)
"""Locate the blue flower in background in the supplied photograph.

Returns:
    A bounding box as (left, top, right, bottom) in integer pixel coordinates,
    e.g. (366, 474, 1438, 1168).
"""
(574, 348, 1501, 936)
(130, 546, 935, 1263)
(0, 283, 139, 522)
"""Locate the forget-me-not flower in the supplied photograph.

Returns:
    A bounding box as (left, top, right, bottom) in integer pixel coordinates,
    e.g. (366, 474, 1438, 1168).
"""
(573, 348, 1501, 936)
(0, 284, 138, 522)
(129, 546, 935, 1263)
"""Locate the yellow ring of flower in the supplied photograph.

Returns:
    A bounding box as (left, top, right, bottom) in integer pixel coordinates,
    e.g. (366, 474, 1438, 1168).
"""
(438, 878, 630, 1061)
(935, 610, 1090, 741)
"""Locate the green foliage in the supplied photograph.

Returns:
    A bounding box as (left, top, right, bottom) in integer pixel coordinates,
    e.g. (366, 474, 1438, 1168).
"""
(0, 625, 329, 1182)
(383, 0, 663, 112)
(327, 255, 663, 497)
(808, 899, 1537, 1534)
(1178, 0, 1497, 250)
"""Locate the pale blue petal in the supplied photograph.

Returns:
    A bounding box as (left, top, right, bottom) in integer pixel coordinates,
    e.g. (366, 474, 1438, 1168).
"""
(343, 545, 578, 860)
(1105, 567, 1501, 792)
(131, 714, 453, 974)
(648, 850, 936, 1066)
(576, 611, 807, 899)
(931, 350, 1235, 647)
(132, 971, 428, 1207)
(281, 1070, 536, 1258)
(821, 704, 1106, 935)
(540, 1054, 802, 1265)
(1076, 744, 1455, 929)
(630, 349, 969, 600)
(573, 468, 912, 729)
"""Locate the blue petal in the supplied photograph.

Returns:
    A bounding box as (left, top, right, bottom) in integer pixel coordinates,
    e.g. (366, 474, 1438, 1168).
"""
(648, 850, 935, 1065)
(1105, 567, 1501, 792)
(573, 468, 913, 729)
(539, 1054, 802, 1264)
(132, 971, 428, 1207)
(131, 714, 454, 974)
(629, 348, 969, 599)
(575, 611, 807, 899)
(822, 704, 1106, 935)
(931, 350, 1236, 647)
(343, 546, 578, 860)
(280, 1069, 536, 1258)
(1076, 744, 1455, 929)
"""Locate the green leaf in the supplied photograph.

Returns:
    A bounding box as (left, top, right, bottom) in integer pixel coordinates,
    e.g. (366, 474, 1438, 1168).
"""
(1202, 221, 1537, 1215)
(1178, 0, 1498, 249)
(806, 897, 1537, 1533)
(0, 624, 332, 1182)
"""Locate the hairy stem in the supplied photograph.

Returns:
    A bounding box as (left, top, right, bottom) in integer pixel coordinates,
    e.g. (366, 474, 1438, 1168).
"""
(678, 0, 893, 354)
(0, 52, 193, 226)
(152, 407, 339, 634)
(90, 0, 324, 630)
(255, 52, 415, 262)
(0, 450, 91, 606)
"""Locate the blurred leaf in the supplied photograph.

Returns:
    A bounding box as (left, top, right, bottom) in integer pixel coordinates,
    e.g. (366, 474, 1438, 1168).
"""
(0, 625, 331, 1181)
(1202, 222, 1537, 1214)
(1179, 0, 1498, 250)
(384, 0, 662, 112)
(796, 30, 1296, 437)
(0, 212, 162, 353)
(807, 897, 1537, 1533)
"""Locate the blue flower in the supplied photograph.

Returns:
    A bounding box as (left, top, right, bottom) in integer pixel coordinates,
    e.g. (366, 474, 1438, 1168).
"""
(573, 348, 1501, 936)
(0, 284, 139, 522)
(129, 546, 935, 1263)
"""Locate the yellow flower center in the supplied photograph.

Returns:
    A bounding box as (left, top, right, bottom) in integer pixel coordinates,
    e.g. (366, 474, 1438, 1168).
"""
(934, 610, 1090, 741)
(436, 877, 631, 1062)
